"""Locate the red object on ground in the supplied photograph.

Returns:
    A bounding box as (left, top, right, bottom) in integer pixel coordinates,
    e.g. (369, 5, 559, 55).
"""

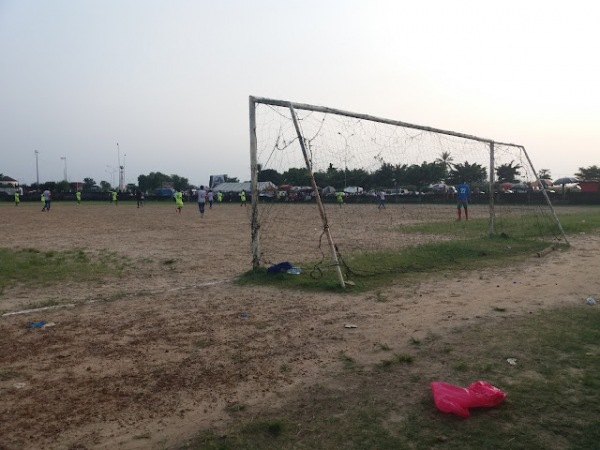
(430, 381, 507, 418)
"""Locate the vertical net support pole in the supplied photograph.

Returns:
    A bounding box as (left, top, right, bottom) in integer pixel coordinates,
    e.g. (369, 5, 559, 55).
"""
(249, 96, 261, 269)
(288, 105, 346, 288)
(519, 145, 570, 246)
(488, 141, 495, 235)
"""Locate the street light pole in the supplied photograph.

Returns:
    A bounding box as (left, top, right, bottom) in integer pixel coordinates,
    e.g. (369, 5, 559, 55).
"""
(60, 157, 67, 182)
(106, 165, 116, 188)
(34, 150, 40, 186)
(338, 132, 354, 189)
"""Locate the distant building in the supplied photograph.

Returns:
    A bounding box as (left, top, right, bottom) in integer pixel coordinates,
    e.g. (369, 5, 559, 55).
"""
(0, 176, 21, 195)
(212, 181, 277, 193)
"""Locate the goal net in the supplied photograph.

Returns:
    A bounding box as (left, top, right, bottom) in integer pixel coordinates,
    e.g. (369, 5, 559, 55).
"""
(248, 97, 567, 286)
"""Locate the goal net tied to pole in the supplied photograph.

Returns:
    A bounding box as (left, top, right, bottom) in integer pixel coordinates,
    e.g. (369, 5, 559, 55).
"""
(249, 96, 567, 283)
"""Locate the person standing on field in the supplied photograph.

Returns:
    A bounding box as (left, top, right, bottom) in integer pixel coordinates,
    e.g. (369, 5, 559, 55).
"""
(377, 190, 386, 209)
(174, 189, 183, 213)
(240, 190, 247, 207)
(217, 191, 223, 203)
(207, 190, 214, 209)
(456, 181, 471, 221)
(111, 190, 118, 206)
(197, 185, 207, 217)
(136, 190, 143, 208)
(336, 190, 344, 208)
(75, 191, 81, 204)
(42, 189, 51, 212)
(14, 191, 20, 206)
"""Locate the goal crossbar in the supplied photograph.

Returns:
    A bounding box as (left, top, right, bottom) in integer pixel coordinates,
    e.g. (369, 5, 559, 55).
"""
(248, 96, 569, 284)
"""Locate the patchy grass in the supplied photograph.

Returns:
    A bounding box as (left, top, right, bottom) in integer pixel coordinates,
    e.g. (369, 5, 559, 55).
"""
(0, 248, 127, 296)
(178, 305, 600, 449)
(237, 210, 600, 293)
(238, 235, 558, 292)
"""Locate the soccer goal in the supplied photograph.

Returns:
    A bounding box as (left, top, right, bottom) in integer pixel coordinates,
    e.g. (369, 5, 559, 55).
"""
(248, 96, 568, 287)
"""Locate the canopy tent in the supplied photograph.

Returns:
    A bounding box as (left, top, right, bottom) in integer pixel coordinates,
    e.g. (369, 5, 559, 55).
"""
(212, 181, 277, 193)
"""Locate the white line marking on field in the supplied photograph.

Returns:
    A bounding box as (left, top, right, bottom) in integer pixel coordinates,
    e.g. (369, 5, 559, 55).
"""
(2, 303, 76, 317)
(1, 279, 233, 318)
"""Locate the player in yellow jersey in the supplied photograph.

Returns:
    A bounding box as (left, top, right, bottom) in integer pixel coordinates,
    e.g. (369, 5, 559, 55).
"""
(175, 190, 183, 213)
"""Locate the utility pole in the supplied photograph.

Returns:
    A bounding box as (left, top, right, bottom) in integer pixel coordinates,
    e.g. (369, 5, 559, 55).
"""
(60, 157, 67, 182)
(34, 150, 40, 185)
(117, 142, 124, 191)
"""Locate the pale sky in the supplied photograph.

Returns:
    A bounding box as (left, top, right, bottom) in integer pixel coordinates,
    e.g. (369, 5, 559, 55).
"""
(1, 0, 599, 187)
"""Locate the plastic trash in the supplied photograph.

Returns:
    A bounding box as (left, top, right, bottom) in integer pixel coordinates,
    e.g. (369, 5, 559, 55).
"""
(26, 321, 46, 329)
(344, 324, 357, 328)
(430, 381, 507, 418)
(506, 358, 518, 365)
(586, 296, 596, 305)
(286, 267, 302, 275)
(241, 313, 248, 318)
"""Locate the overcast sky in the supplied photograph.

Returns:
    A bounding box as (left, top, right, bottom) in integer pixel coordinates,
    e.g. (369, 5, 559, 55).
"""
(1, 0, 598, 187)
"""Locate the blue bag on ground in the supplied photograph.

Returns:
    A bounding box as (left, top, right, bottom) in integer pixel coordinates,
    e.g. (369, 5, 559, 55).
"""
(267, 261, 293, 274)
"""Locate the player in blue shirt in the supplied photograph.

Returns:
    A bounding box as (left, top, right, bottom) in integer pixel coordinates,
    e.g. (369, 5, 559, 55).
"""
(456, 182, 471, 221)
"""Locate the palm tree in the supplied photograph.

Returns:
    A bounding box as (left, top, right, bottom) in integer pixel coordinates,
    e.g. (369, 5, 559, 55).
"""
(496, 161, 522, 183)
(435, 151, 454, 170)
(537, 169, 552, 180)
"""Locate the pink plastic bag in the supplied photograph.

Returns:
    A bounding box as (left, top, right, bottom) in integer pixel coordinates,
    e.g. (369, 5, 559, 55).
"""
(430, 381, 506, 418)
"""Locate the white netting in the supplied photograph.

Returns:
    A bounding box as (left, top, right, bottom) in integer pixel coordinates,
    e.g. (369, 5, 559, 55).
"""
(250, 99, 564, 274)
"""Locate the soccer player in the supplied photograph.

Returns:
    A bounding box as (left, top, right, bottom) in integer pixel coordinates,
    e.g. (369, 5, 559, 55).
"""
(75, 191, 81, 204)
(217, 191, 223, 203)
(207, 190, 214, 209)
(14, 191, 20, 206)
(174, 190, 183, 213)
(136, 190, 143, 208)
(197, 185, 207, 217)
(42, 189, 51, 212)
(456, 181, 471, 221)
(377, 190, 386, 209)
(111, 190, 118, 205)
(336, 191, 344, 208)
(240, 190, 247, 207)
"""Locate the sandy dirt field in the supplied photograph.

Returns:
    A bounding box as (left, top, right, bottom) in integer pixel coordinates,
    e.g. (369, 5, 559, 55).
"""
(0, 201, 598, 450)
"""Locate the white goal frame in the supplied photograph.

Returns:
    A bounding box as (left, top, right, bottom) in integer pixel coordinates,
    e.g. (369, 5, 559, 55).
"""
(248, 96, 569, 286)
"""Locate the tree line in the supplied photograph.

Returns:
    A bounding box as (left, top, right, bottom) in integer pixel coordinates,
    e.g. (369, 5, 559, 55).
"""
(258, 158, 600, 191)
(5, 162, 599, 193)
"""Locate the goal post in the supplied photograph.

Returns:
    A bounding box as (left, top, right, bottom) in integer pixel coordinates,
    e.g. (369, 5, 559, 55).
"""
(248, 96, 569, 284)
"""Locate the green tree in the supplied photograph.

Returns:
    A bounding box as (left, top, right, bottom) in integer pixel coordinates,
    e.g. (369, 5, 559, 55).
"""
(345, 168, 371, 189)
(170, 174, 189, 191)
(537, 169, 552, 180)
(372, 162, 397, 188)
(42, 181, 57, 191)
(313, 170, 331, 188)
(321, 164, 345, 188)
(224, 175, 239, 183)
(55, 180, 70, 192)
(99, 181, 112, 191)
(495, 161, 522, 183)
(403, 162, 446, 190)
(83, 177, 96, 192)
(575, 165, 600, 180)
(138, 172, 171, 192)
(282, 167, 309, 186)
(448, 161, 487, 185)
(435, 151, 454, 179)
(258, 168, 284, 186)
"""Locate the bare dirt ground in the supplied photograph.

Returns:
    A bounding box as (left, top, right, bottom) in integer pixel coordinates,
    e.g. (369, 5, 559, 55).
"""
(0, 201, 598, 450)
